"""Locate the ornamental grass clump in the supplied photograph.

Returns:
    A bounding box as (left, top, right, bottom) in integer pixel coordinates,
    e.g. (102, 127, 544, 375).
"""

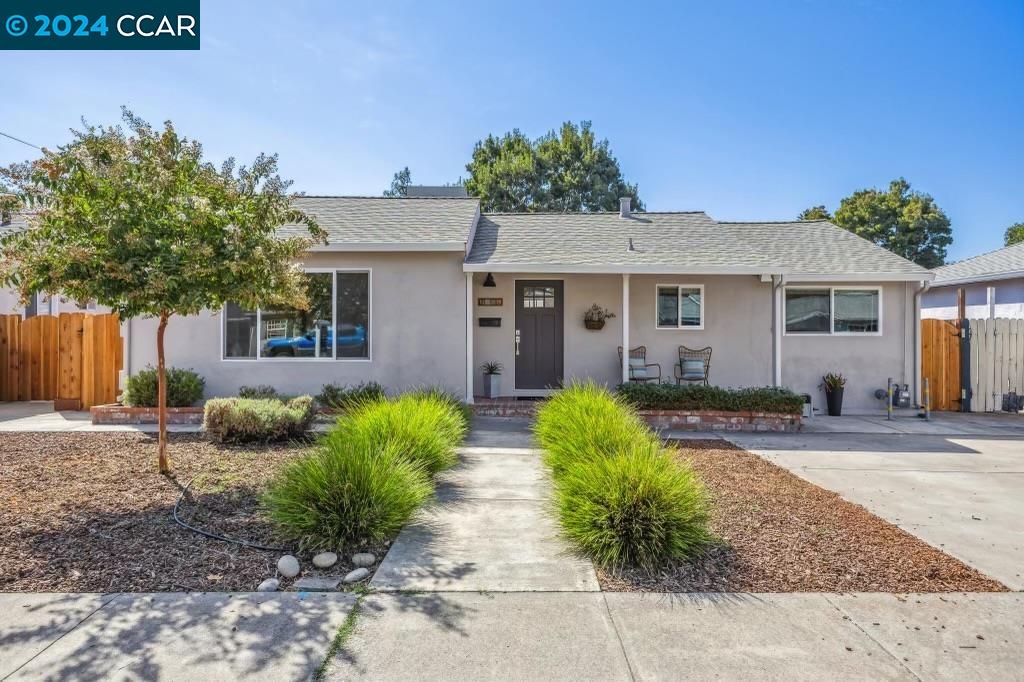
(554, 441, 712, 569)
(534, 381, 656, 477)
(536, 381, 712, 568)
(334, 392, 467, 475)
(262, 430, 432, 551)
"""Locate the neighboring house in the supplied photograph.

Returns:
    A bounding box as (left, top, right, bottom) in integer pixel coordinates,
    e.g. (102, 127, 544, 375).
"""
(921, 243, 1024, 320)
(4, 196, 934, 413)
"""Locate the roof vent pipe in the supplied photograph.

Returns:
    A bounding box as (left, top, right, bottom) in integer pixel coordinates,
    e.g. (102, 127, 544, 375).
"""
(619, 197, 631, 218)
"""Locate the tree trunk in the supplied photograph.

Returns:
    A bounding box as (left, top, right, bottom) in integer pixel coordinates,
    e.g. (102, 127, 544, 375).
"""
(157, 311, 170, 474)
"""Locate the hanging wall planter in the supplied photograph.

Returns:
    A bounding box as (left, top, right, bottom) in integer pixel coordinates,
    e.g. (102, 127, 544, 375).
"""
(583, 304, 615, 331)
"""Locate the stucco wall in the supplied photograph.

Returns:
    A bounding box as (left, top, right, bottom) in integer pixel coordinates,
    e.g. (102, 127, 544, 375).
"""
(128, 251, 468, 399)
(922, 279, 1024, 319)
(472, 273, 913, 413)
(782, 281, 914, 413)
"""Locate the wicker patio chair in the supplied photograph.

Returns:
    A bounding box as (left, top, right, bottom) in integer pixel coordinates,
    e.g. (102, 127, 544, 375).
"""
(617, 346, 662, 383)
(675, 345, 712, 386)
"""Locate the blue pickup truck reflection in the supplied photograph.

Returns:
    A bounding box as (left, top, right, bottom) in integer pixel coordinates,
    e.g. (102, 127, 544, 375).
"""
(262, 324, 366, 357)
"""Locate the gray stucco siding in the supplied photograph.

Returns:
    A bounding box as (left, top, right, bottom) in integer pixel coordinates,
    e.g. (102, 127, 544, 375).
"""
(127, 251, 468, 399)
(922, 278, 1024, 319)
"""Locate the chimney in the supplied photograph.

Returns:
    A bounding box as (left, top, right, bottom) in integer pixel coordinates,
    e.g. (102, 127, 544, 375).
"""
(619, 197, 631, 218)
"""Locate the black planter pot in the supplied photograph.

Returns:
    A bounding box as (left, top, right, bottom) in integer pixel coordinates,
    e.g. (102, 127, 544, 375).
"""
(825, 387, 844, 416)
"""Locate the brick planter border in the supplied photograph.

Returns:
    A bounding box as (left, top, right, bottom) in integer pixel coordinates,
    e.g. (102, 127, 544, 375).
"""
(639, 409, 801, 433)
(91, 404, 205, 425)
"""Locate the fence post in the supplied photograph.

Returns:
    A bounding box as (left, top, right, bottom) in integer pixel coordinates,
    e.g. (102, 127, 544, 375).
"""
(960, 319, 971, 412)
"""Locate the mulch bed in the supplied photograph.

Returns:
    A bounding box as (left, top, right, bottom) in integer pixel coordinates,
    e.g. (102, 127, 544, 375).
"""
(599, 440, 1008, 593)
(0, 432, 384, 592)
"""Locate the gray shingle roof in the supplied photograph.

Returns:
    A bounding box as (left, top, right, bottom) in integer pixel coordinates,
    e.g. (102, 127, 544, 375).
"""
(931, 242, 1024, 285)
(279, 196, 478, 246)
(466, 212, 929, 277)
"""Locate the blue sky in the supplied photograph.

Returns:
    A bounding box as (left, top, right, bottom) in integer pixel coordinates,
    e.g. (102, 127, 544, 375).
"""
(2, 0, 1021, 262)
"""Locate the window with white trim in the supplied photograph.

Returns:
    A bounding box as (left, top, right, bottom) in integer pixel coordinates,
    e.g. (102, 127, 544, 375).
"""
(656, 284, 704, 329)
(224, 270, 370, 360)
(784, 287, 881, 335)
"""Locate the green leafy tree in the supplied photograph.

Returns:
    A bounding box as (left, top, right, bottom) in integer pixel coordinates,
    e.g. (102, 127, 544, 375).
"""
(1004, 222, 1024, 246)
(802, 179, 952, 268)
(797, 205, 832, 221)
(465, 121, 642, 213)
(0, 109, 324, 473)
(383, 167, 411, 197)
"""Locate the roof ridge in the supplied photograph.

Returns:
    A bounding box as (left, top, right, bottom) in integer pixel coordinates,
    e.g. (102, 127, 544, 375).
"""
(717, 219, 830, 224)
(481, 210, 708, 216)
(294, 195, 477, 201)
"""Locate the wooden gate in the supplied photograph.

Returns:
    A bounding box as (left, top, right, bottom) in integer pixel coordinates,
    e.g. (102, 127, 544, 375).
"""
(921, 318, 961, 411)
(966, 318, 1024, 413)
(0, 313, 122, 409)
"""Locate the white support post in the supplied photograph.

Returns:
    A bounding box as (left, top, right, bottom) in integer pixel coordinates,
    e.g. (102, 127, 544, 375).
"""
(987, 286, 996, 320)
(622, 274, 630, 384)
(772, 275, 785, 387)
(465, 272, 474, 404)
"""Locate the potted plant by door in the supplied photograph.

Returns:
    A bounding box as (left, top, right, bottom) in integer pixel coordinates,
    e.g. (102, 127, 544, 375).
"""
(583, 304, 616, 330)
(481, 361, 504, 399)
(821, 372, 846, 416)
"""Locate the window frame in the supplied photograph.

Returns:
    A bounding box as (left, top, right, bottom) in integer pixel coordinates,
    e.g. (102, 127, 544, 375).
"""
(221, 267, 372, 363)
(654, 283, 705, 331)
(783, 285, 883, 337)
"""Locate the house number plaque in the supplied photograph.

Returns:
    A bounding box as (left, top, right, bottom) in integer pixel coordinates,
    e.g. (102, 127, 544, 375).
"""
(478, 297, 503, 306)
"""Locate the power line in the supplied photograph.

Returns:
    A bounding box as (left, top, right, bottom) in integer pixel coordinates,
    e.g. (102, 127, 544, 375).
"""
(0, 131, 41, 150)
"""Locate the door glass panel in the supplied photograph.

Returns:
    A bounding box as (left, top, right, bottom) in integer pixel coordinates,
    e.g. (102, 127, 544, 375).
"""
(523, 286, 555, 308)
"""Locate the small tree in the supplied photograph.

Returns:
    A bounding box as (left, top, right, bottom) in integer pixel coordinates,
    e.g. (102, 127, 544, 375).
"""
(383, 167, 411, 197)
(0, 109, 324, 473)
(797, 205, 832, 221)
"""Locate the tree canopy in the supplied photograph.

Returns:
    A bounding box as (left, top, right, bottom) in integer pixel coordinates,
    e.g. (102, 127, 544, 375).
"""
(383, 167, 411, 197)
(1004, 222, 1024, 246)
(464, 121, 642, 213)
(0, 108, 324, 471)
(799, 178, 952, 268)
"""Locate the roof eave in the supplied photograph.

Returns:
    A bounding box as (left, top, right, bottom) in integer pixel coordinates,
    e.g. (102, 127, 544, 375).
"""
(463, 262, 933, 281)
(930, 270, 1024, 287)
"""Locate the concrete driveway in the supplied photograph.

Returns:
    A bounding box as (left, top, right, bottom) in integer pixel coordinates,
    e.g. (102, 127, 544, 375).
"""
(729, 424, 1024, 590)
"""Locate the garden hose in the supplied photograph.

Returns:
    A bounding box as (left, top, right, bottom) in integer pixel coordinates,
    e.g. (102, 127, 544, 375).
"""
(172, 479, 292, 553)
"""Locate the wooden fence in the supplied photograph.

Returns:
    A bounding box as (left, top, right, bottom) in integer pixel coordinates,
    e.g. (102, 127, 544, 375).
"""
(921, 318, 961, 411)
(966, 318, 1024, 413)
(0, 313, 122, 409)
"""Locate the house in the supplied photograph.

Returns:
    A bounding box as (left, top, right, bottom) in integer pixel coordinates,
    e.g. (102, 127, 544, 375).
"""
(921, 243, 1024, 320)
(4, 196, 934, 413)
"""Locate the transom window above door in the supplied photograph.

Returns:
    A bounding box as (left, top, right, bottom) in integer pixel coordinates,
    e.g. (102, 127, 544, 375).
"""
(522, 286, 556, 308)
(656, 285, 704, 329)
(223, 270, 371, 360)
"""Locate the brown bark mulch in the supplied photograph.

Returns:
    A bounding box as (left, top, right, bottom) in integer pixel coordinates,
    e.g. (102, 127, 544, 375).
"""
(599, 440, 1008, 593)
(0, 432, 381, 592)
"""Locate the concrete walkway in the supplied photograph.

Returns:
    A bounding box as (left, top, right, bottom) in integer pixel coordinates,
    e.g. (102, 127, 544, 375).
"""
(0, 401, 201, 433)
(0, 592, 356, 680)
(800, 412, 1024, 436)
(370, 417, 598, 591)
(728, 430, 1024, 590)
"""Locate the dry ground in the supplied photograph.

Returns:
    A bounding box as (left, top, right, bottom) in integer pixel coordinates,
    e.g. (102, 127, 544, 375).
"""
(599, 440, 1007, 593)
(0, 432, 381, 592)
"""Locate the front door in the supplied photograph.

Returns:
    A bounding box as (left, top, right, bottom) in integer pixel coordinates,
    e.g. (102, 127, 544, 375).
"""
(515, 280, 564, 390)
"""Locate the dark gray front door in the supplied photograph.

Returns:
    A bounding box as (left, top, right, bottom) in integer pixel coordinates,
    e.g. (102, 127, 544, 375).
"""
(515, 280, 564, 390)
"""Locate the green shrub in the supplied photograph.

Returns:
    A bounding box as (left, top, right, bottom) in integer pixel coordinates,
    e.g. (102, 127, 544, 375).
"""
(536, 381, 712, 568)
(554, 443, 712, 569)
(204, 396, 317, 443)
(316, 381, 385, 410)
(616, 383, 804, 414)
(123, 366, 205, 407)
(405, 386, 472, 429)
(534, 381, 656, 476)
(262, 431, 432, 550)
(238, 384, 280, 400)
(334, 392, 467, 475)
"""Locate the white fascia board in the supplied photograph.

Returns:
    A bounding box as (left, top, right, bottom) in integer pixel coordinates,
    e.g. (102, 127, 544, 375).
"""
(930, 270, 1024, 287)
(310, 241, 467, 252)
(463, 262, 933, 281)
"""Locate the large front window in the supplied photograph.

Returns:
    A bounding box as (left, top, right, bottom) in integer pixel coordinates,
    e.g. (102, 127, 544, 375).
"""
(224, 270, 370, 360)
(785, 287, 880, 335)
